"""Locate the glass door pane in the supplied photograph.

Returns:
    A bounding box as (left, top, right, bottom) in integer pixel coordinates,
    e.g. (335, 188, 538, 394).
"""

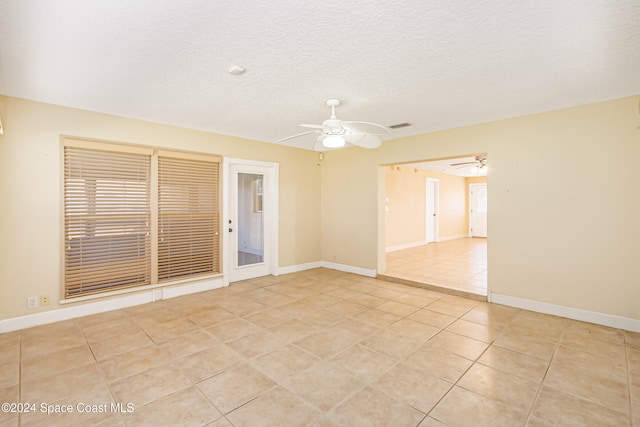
(237, 173, 264, 266)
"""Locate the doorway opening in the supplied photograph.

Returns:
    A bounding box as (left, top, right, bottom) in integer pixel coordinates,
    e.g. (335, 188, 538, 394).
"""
(379, 155, 488, 299)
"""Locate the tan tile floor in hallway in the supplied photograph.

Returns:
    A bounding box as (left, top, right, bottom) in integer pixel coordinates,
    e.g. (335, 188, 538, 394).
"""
(384, 238, 488, 298)
(1, 268, 638, 426)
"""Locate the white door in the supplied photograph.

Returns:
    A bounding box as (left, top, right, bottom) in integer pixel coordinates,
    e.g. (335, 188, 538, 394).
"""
(425, 178, 439, 243)
(225, 159, 278, 284)
(469, 183, 488, 237)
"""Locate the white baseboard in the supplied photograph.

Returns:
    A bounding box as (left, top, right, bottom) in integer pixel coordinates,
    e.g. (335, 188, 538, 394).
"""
(1, 261, 380, 333)
(278, 260, 376, 278)
(277, 261, 323, 276)
(162, 278, 224, 299)
(386, 241, 425, 253)
(489, 292, 640, 332)
(385, 235, 471, 253)
(439, 234, 469, 242)
(0, 278, 224, 334)
(320, 261, 377, 278)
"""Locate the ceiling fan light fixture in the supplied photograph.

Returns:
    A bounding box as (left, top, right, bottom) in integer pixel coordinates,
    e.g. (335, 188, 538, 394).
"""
(323, 135, 345, 148)
(275, 98, 388, 151)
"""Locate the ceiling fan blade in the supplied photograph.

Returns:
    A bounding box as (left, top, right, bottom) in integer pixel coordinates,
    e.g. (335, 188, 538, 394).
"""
(284, 100, 385, 151)
(274, 130, 316, 144)
(343, 133, 359, 143)
(346, 133, 381, 149)
(450, 161, 477, 166)
(343, 121, 389, 135)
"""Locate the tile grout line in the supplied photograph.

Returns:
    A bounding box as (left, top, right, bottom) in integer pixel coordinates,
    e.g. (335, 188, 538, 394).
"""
(422, 333, 494, 425)
(7, 269, 635, 426)
(522, 319, 567, 425)
(446, 306, 538, 425)
(253, 292, 465, 423)
(81, 317, 131, 426)
(625, 332, 635, 425)
(18, 330, 22, 426)
(335, 299, 471, 424)
(405, 303, 485, 424)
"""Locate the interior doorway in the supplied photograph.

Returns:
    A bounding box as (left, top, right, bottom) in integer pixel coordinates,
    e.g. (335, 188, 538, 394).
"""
(380, 155, 488, 299)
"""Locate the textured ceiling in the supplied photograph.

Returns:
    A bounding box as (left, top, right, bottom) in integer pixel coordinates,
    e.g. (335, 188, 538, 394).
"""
(1, 1, 639, 151)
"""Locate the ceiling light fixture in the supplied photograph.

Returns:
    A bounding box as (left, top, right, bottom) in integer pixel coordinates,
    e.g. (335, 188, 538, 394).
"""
(323, 135, 345, 148)
(471, 164, 488, 174)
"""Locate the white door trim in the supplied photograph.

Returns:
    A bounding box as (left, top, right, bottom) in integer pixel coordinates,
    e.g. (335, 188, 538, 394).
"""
(425, 178, 440, 243)
(223, 157, 279, 286)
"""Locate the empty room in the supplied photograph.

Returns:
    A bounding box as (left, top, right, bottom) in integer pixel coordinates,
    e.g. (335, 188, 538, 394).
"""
(0, 1, 639, 426)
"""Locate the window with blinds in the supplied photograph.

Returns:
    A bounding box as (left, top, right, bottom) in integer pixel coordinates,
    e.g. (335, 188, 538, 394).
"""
(63, 141, 152, 298)
(158, 152, 220, 281)
(62, 139, 220, 299)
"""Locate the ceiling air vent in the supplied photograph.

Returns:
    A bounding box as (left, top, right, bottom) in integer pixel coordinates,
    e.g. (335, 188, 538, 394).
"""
(388, 122, 411, 129)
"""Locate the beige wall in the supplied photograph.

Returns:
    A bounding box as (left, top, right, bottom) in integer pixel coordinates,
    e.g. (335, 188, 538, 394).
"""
(385, 165, 467, 248)
(322, 96, 640, 320)
(436, 171, 467, 238)
(2, 95, 639, 323)
(466, 176, 488, 185)
(0, 96, 321, 319)
(385, 165, 425, 248)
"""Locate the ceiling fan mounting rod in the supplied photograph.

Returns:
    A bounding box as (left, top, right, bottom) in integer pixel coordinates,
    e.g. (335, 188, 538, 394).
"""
(326, 98, 341, 119)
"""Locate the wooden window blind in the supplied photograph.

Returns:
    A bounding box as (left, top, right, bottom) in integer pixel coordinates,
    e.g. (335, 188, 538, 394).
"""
(63, 141, 152, 298)
(158, 151, 221, 282)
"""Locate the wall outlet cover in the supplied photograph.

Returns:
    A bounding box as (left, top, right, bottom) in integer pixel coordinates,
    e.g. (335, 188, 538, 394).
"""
(27, 296, 38, 309)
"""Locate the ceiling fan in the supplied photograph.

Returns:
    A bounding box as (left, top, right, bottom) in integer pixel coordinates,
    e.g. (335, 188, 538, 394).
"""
(450, 155, 488, 172)
(275, 99, 389, 151)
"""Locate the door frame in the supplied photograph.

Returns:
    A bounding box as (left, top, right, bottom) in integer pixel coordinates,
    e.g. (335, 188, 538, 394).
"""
(223, 157, 279, 286)
(469, 182, 487, 237)
(425, 177, 440, 243)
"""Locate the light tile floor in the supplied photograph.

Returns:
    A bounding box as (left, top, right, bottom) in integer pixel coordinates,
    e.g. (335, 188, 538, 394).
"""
(1, 268, 638, 426)
(383, 238, 487, 298)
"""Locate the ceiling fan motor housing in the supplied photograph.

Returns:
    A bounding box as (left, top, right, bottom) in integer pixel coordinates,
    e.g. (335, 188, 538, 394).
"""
(323, 119, 344, 134)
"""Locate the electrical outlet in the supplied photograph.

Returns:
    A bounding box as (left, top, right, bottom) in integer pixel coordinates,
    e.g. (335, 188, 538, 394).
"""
(153, 288, 163, 302)
(40, 295, 50, 306)
(27, 296, 38, 309)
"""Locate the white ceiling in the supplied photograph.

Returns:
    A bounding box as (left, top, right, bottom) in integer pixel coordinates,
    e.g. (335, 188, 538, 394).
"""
(1, 1, 639, 151)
